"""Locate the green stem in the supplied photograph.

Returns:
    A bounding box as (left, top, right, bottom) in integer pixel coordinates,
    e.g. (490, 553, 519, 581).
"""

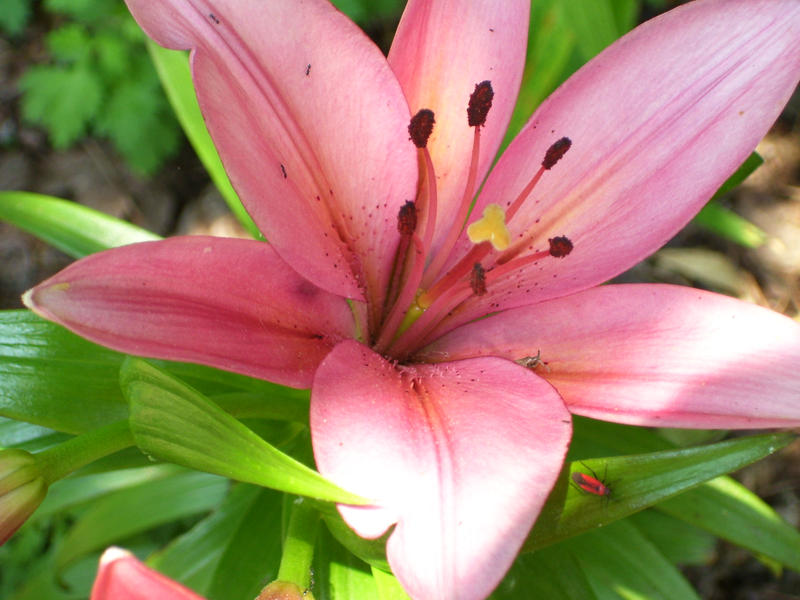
(278, 496, 320, 589)
(36, 420, 134, 484)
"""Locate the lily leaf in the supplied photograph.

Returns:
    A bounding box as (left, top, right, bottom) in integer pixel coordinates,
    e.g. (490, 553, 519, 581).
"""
(205, 488, 282, 600)
(315, 526, 381, 600)
(493, 544, 596, 599)
(0, 191, 160, 259)
(0, 310, 128, 433)
(121, 358, 366, 505)
(0, 310, 306, 433)
(54, 469, 229, 570)
(145, 41, 262, 240)
(562, 519, 701, 599)
(627, 510, 715, 566)
(657, 476, 800, 572)
(372, 567, 411, 600)
(147, 483, 263, 595)
(693, 201, 767, 248)
(691, 151, 766, 247)
(525, 432, 795, 551)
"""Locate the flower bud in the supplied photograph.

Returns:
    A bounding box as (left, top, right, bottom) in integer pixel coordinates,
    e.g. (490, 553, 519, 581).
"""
(0, 449, 47, 545)
(256, 581, 315, 600)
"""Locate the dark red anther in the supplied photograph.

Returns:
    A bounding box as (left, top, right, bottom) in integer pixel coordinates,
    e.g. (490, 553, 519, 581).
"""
(467, 81, 494, 127)
(409, 109, 435, 148)
(542, 137, 572, 169)
(548, 236, 573, 258)
(397, 201, 418, 235)
(470, 263, 487, 296)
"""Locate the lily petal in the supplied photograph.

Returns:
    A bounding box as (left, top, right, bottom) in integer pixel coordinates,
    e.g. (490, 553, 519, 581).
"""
(91, 547, 206, 600)
(389, 0, 529, 256)
(23, 237, 354, 388)
(421, 284, 800, 428)
(311, 340, 571, 600)
(125, 0, 417, 307)
(448, 0, 800, 327)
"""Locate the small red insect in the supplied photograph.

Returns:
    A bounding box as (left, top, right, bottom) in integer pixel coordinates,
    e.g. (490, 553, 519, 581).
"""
(571, 461, 611, 498)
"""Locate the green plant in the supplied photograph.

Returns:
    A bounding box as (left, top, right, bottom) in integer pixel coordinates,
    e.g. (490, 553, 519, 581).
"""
(17, 0, 181, 174)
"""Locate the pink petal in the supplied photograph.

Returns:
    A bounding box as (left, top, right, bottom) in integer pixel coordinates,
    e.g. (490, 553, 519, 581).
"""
(444, 0, 800, 328)
(311, 340, 571, 600)
(420, 284, 800, 429)
(91, 547, 206, 600)
(125, 0, 417, 307)
(388, 0, 529, 257)
(23, 237, 354, 389)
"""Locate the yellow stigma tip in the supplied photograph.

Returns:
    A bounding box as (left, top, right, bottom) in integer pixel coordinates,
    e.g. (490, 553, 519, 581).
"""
(466, 203, 510, 251)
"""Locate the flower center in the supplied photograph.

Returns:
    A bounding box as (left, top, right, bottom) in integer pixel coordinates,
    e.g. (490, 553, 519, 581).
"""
(373, 81, 573, 357)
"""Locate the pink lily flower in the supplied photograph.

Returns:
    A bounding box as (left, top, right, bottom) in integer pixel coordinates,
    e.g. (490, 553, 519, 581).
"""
(90, 548, 309, 600)
(22, 0, 800, 598)
(90, 548, 206, 600)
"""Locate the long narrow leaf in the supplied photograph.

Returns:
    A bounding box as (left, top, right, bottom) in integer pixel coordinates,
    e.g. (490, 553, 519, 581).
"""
(121, 358, 366, 505)
(146, 41, 262, 240)
(0, 191, 160, 258)
(525, 432, 795, 551)
(566, 520, 701, 600)
(657, 476, 800, 571)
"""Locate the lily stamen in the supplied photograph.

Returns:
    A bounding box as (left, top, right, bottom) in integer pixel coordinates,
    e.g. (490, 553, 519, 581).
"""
(489, 236, 573, 285)
(377, 110, 439, 351)
(422, 81, 494, 288)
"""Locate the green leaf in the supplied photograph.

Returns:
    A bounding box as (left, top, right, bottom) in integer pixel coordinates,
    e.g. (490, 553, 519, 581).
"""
(34, 464, 186, 520)
(525, 432, 795, 551)
(561, 0, 623, 61)
(148, 483, 263, 595)
(206, 488, 282, 600)
(0, 0, 32, 36)
(93, 32, 131, 79)
(372, 568, 410, 600)
(713, 151, 764, 197)
(316, 500, 390, 572)
(493, 544, 597, 600)
(565, 520, 701, 600)
(19, 65, 103, 148)
(627, 510, 715, 566)
(692, 201, 767, 248)
(96, 73, 181, 174)
(54, 469, 229, 570)
(43, 0, 115, 23)
(146, 41, 262, 239)
(0, 418, 68, 453)
(121, 358, 366, 505)
(0, 310, 128, 433)
(315, 527, 380, 600)
(504, 0, 575, 145)
(0, 310, 305, 434)
(0, 192, 161, 259)
(692, 152, 766, 247)
(46, 24, 92, 63)
(657, 475, 800, 571)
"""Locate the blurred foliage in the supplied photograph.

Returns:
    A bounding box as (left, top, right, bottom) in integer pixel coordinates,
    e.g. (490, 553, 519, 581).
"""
(0, 0, 31, 36)
(14, 0, 181, 174)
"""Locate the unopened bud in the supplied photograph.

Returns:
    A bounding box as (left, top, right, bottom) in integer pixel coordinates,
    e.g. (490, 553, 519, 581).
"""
(257, 580, 314, 600)
(0, 449, 47, 545)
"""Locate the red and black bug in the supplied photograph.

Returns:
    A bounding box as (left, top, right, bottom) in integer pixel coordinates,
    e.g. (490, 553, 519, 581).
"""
(571, 461, 611, 499)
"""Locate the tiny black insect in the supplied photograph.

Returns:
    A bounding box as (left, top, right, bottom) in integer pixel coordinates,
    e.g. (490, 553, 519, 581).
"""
(306, 63, 311, 76)
(280, 164, 287, 179)
(208, 13, 220, 24)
